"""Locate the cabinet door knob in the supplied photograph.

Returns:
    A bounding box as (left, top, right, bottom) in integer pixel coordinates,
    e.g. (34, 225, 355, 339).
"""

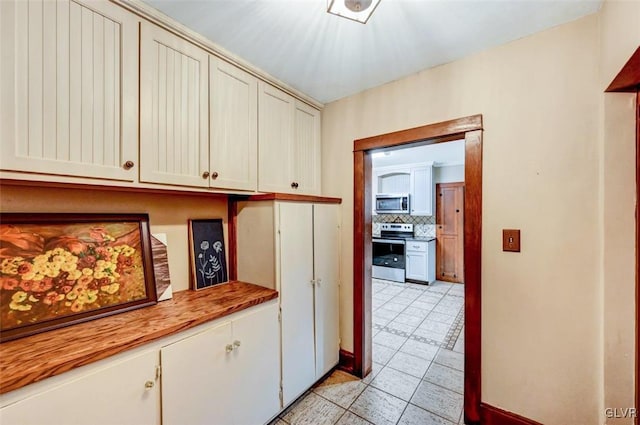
(291, 182, 298, 189)
(211, 171, 219, 179)
(144, 381, 154, 390)
(233, 340, 241, 348)
(202, 171, 210, 179)
(123, 160, 134, 170)
(316, 278, 322, 286)
(225, 344, 234, 353)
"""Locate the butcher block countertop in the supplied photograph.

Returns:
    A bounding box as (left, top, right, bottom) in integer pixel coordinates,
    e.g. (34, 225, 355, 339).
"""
(0, 281, 278, 395)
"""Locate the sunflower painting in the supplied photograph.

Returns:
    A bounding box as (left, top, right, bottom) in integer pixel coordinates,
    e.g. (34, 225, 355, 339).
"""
(188, 219, 228, 290)
(0, 214, 157, 342)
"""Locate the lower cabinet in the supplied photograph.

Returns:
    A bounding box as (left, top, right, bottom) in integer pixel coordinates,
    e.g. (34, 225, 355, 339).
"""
(405, 240, 436, 284)
(236, 200, 340, 407)
(0, 350, 161, 425)
(0, 301, 280, 425)
(161, 300, 280, 425)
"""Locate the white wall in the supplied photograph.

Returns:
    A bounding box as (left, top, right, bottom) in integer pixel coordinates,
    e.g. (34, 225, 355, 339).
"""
(433, 165, 464, 184)
(600, 1, 639, 423)
(322, 11, 614, 424)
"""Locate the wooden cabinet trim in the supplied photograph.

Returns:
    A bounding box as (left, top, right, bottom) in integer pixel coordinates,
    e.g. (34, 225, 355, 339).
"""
(242, 193, 342, 204)
(0, 281, 278, 395)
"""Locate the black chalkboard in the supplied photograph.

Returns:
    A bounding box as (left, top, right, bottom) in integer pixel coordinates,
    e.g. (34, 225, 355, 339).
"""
(188, 219, 228, 290)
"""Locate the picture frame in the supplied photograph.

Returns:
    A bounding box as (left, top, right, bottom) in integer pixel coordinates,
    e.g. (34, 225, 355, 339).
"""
(188, 219, 228, 290)
(151, 233, 173, 302)
(0, 213, 157, 343)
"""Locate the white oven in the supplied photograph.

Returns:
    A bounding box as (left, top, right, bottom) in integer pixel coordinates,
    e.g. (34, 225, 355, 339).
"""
(372, 237, 406, 282)
(371, 223, 414, 283)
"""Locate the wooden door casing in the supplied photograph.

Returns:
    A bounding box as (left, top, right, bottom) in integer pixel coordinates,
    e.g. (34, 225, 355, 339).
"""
(436, 182, 465, 283)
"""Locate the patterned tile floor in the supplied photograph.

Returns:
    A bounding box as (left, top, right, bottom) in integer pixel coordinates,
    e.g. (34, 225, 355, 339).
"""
(270, 279, 465, 425)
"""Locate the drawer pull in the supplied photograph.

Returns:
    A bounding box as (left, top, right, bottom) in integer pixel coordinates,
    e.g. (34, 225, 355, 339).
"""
(233, 340, 241, 348)
(144, 381, 154, 390)
(225, 344, 234, 353)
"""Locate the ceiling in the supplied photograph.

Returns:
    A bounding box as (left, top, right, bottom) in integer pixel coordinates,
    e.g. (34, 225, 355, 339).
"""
(372, 139, 465, 168)
(145, 0, 602, 104)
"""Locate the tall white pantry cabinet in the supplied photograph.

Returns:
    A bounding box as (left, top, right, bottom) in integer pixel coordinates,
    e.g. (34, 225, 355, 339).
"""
(236, 200, 340, 406)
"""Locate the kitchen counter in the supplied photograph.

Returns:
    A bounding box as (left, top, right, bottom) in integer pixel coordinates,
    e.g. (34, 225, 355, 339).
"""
(0, 281, 278, 394)
(406, 237, 436, 242)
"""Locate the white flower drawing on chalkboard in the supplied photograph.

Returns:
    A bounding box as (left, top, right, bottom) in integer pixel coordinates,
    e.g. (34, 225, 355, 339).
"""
(197, 240, 224, 286)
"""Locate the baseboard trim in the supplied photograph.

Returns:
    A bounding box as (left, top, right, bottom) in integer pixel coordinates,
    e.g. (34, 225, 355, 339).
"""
(338, 349, 355, 374)
(479, 403, 543, 425)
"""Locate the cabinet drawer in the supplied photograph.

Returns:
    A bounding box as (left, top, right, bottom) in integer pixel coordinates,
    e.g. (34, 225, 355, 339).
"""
(406, 242, 427, 252)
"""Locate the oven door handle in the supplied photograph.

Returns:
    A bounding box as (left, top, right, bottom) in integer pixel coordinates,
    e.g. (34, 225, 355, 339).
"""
(373, 238, 406, 245)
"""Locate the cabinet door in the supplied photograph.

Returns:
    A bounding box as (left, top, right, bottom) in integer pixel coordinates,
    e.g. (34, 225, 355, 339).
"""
(231, 302, 280, 424)
(293, 102, 321, 195)
(210, 57, 258, 191)
(161, 321, 234, 425)
(140, 22, 209, 187)
(313, 204, 340, 378)
(406, 251, 428, 281)
(278, 202, 315, 405)
(258, 82, 295, 193)
(0, 0, 138, 181)
(410, 166, 433, 215)
(0, 350, 160, 425)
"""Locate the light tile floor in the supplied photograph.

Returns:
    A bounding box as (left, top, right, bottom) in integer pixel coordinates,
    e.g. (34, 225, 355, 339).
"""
(270, 279, 465, 425)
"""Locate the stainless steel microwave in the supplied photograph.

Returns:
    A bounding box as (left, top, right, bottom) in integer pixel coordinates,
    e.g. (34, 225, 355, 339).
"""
(375, 193, 410, 214)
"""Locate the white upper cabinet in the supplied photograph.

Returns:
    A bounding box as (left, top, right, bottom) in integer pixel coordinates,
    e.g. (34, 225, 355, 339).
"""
(209, 57, 258, 191)
(293, 102, 321, 195)
(258, 82, 321, 195)
(410, 165, 434, 216)
(139, 21, 209, 188)
(258, 82, 295, 193)
(0, 0, 139, 181)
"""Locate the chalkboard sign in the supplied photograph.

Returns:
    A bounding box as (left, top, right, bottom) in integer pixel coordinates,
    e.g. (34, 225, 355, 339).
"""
(188, 219, 228, 290)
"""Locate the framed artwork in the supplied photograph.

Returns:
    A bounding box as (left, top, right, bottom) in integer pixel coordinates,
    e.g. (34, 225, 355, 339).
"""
(188, 219, 228, 290)
(0, 213, 157, 343)
(151, 233, 173, 302)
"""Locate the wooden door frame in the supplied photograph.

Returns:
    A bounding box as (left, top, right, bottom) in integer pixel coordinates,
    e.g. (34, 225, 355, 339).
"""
(353, 115, 483, 424)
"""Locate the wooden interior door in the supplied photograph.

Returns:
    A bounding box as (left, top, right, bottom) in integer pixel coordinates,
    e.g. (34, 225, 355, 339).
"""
(436, 182, 464, 283)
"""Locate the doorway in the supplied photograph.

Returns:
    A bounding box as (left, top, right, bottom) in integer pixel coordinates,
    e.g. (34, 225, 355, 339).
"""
(352, 115, 483, 423)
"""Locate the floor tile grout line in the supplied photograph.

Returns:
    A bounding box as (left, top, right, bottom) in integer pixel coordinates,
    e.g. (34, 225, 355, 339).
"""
(372, 279, 463, 424)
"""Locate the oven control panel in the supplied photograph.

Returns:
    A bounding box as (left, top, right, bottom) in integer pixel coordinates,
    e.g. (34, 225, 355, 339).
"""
(380, 223, 413, 232)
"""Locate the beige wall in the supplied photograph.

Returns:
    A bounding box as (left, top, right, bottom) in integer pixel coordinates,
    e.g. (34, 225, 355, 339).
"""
(600, 1, 640, 424)
(322, 11, 622, 424)
(0, 185, 229, 293)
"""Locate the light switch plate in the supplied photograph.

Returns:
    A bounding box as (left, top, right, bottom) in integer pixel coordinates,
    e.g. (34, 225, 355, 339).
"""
(503, 229, 521, 252)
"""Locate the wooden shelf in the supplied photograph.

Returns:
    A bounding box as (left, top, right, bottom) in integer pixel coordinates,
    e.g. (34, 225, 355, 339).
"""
(0, 281, 278, 395)
(240, 193, 342, 204)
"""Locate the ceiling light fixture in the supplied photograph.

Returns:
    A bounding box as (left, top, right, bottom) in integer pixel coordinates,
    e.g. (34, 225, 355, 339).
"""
(327, 0, 381, 24)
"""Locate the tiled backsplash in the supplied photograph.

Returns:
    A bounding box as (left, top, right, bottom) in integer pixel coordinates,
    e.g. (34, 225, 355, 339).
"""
(372, 214, 436, 238)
